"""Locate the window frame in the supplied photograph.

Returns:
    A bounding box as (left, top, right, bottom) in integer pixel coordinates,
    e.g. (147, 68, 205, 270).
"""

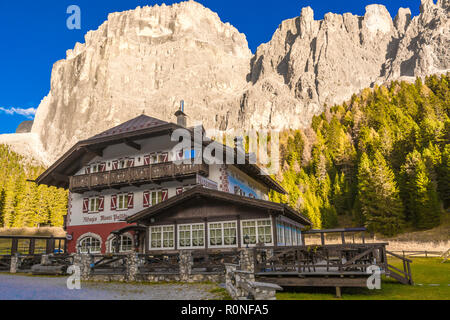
(240, 218, 273, 247)
(88, 196, 100, 214)
(150, 190, 163, 206)
(177, 223, 205, 250)
(208, 221, 238, 248)
(117, 193, 128, 211)
(149, 225, 175, 250)
(109, 235, 134, 253)
(79, 236, 101, 254)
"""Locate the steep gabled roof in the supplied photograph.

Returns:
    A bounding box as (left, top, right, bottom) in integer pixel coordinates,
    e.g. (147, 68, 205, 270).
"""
(88, 115, 168, 140)
(35, 114, 287, 194)
(35, 115, 176, 188)
(127, 185, 311, 226)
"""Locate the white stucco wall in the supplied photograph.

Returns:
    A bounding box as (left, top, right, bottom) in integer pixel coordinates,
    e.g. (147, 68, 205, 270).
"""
(69, 134, 273, 227)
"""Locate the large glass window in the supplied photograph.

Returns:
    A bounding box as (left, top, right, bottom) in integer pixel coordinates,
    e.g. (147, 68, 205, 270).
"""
(79, 237, 101, 254)
(277, 224, 285, 245)
(208, 221, 237, 247)
(150, 225, 174, 249)
(241, 219, 273, 246)
(178, 224, 205, 249)
(285, 225, 292, 245)
(277, 221, 303, 247)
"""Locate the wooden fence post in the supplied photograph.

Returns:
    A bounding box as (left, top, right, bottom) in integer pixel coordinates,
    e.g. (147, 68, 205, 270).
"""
(11, 238, 18, 256)
(29, 238, 35, 255)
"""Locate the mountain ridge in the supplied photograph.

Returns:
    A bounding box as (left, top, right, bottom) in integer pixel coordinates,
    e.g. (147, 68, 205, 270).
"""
(0, 0, 448, 165)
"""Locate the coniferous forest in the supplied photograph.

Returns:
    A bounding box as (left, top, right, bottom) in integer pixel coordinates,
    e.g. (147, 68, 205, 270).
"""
(0, 145, 67, 228)
(0, 75, 448, 237)
(270, 74, 449, 236)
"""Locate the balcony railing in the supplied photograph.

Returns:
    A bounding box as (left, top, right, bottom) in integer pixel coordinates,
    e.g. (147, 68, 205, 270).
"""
(69, 162, 209, 193)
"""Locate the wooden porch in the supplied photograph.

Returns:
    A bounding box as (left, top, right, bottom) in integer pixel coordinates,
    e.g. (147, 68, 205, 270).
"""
(253, 242, 413, 293)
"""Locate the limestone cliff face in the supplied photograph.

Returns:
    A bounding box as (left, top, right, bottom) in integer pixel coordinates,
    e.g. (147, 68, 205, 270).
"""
(30, 1, 252, 161)
(240, 0, 449, 130)
(0, 0, 448, 164)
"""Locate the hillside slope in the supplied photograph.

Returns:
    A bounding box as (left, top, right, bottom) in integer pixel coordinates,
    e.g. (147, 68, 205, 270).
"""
(271, 74, 449, 236)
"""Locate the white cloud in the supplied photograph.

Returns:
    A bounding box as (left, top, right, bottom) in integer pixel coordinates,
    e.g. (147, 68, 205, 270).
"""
(0, 107, 37, 119)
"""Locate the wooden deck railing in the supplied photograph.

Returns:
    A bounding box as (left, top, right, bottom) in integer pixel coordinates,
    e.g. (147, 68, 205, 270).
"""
(385, 250, 413, 285)
(69, 162, 209, 192)
(253, 243, 389, 275)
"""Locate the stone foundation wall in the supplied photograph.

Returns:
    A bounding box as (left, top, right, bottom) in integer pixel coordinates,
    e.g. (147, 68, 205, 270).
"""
(70, 251, 226, 283)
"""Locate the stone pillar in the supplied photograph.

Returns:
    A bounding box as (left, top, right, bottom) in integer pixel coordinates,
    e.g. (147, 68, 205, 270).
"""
(239, 249, 255, 279)
(73, 253, 91, 281)
(179, 251, 193, 281)
(41, 254, 51, 266)
(126, 253, 139, 282)
(10, 254, 20, 274)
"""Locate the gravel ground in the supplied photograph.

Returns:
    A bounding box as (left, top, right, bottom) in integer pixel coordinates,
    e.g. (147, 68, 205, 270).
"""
(0, 273, 221, 300)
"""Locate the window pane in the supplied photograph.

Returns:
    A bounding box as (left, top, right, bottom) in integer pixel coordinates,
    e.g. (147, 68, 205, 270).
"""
(151, 227, 162, 248)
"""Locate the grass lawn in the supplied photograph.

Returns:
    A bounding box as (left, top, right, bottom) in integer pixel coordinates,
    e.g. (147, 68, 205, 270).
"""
(277, 258, 450, 300)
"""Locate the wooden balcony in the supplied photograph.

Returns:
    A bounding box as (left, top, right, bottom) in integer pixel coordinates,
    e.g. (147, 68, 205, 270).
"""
(69, 162, 209, 193)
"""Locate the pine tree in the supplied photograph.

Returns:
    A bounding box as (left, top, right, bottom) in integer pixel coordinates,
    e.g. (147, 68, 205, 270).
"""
(0, 188, 5, 227)
(357, 152, 404, 235)
(271, 74, 448, 234)
(401, 150, 441, 229)
(437, 145, 450, 208)
(0, 144, 68, 228)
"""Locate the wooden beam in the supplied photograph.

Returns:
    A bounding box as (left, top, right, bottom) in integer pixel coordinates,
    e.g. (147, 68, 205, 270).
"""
(51, 172, 69, 183)
(124, 139, 141, 151)
(271, 212, 278, 247)
(82, 146, 103, 157)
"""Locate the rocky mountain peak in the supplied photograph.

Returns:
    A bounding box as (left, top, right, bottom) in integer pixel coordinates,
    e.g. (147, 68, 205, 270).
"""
(0, 1, 448, 165)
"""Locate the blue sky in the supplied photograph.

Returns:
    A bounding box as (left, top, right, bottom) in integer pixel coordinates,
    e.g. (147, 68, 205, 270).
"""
(0, 0, 421, 134)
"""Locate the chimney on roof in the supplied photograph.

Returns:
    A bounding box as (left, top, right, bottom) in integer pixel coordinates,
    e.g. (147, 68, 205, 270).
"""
(175, 100, 187, 127)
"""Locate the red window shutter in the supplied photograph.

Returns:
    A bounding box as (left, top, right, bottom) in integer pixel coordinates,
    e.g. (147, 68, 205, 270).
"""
(144, 155, 150, 165)
(162, 153, 168, 162)
(128, 193, 134, 209)
(82, 198, 89, 213)
(162, 189, 168, 201)
(127, 158, 135, 167)
(112, 161, 118, 170)
(111, 195, 117, 211)
(176, 187, 183, 195)
(98, 196, 104, 212)
(85, 167, 90, 174)
(143, 191, 150, 208)
(100, 163, 106, 172)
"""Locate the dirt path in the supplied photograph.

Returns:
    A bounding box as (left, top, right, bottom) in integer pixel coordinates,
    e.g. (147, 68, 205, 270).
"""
(0, 273, 222, 300)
